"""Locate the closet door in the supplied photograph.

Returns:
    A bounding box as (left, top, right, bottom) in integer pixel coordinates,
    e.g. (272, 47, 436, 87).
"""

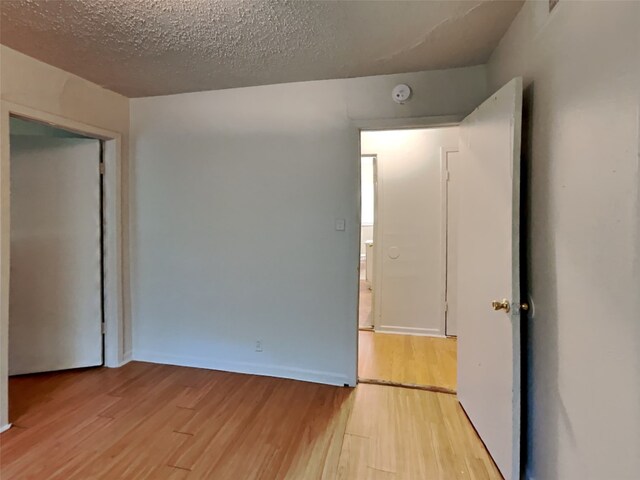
(9, 136, 103, 375)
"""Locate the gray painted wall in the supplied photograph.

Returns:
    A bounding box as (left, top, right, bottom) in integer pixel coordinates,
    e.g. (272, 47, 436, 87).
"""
(10, 117, 90, 138)
(489, 2, 640, 479)
(129, 67, 488, 386)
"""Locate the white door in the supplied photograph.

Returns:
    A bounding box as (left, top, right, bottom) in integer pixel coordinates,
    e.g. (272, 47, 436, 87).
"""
(9, 135, 103, 375)
(456, 78, 523, 480)
(445, 150, 461, 337)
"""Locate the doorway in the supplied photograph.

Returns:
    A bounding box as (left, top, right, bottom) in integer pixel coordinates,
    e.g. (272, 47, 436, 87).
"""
(357, 127, 459, 393)
(0, 102, 125, 431)
(8, 116, 105, 376)
(354, 78, 524, 480)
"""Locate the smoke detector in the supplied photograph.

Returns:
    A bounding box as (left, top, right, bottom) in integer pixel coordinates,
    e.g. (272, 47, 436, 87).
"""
(392, 84, 412, 104)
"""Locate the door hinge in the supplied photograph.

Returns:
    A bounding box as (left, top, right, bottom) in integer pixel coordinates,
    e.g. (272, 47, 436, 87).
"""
(99, 162, 105, 175)
(101, 322, 106, 334)
(444, 302, 448, 313)
(446, 171, 450, 181)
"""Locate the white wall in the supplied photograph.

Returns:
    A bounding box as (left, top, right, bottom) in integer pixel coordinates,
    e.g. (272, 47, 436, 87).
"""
(0, 46, 131, 429)
(130, 67, 488, 386)
(362, 128, 458, 336)
(488, 2, 640, 479)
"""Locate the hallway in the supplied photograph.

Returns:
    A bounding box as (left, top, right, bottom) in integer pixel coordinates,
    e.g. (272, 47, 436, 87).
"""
(358, 331, 457, 392)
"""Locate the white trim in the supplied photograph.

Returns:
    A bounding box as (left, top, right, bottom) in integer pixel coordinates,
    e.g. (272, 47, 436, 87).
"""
(356, 153, 378, 331)
(113, 351, 132, 368)
(372, 154, 383, 330)
(354, 115, 463, 131)
(101, 138, 124, 368)
(439, 147, 448, 337)
(0, 101, 126, 426)
(0, 423, 12, 434)
(133, 351, 353, 387)
(441, 148, 459, 337)
(0, 105, 8, 430)
(375, 325, 446, 337)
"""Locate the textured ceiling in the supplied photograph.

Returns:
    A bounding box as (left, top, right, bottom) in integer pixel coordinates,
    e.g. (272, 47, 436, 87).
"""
(0, 0, 523, 98)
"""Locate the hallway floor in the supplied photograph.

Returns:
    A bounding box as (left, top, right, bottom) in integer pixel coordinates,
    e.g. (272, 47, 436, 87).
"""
(359, 279, 373, 328)
(358, 331, 457, 392)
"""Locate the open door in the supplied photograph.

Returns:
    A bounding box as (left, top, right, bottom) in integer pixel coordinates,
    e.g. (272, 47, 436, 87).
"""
(9, 135, 103, 375)
(457, 78, 523, 480)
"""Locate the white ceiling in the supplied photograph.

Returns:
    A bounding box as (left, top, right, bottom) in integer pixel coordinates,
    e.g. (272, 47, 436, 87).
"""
(0, 0, 523, 98)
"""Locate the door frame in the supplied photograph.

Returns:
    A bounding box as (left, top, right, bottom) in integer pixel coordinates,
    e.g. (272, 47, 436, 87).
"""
(353, 114, 463, 381)
(358, 154, 378, 330)
(441, 148, 460, 337)
(0, 101, 126, 429)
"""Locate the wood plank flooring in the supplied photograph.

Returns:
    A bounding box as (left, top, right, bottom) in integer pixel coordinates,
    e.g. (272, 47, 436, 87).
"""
(359, 279, 373, 328)
(358, 331, 457, 392)
(338, 384, 500, 479)
(0, 362, 500, 479)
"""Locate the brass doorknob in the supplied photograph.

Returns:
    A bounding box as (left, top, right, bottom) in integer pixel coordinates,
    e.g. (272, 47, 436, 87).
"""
(491, 299, 510, 313)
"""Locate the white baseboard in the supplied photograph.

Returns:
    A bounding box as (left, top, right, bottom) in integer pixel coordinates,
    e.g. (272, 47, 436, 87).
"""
(132, 350, 350, 387)
(106, 351, 132, 368)
(0, 423, 12, 434)
(115, 351, 132, 368)
(375, 325, 445, 337)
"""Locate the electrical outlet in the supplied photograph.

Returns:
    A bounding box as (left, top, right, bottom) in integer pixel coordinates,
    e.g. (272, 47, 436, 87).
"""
(255, 340, 263, 352)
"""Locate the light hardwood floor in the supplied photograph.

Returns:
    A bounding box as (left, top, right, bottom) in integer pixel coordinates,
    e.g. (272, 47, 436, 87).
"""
(358, 331, 457, 392)
(0, 362, 500, 479)
(359, 279, 373, 328)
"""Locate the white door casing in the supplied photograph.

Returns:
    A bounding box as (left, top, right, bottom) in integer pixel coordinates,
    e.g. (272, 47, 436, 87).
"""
(445, 150, 461, 337)
(9, 136, 103, 375)
(456, 77, 523, 480)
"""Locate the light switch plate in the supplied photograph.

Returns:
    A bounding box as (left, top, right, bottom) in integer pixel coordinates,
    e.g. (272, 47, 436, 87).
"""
(335, 218, 346, 231)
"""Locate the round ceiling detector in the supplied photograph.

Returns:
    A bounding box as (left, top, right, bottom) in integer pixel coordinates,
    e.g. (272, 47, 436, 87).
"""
(392, 84, 412, 104)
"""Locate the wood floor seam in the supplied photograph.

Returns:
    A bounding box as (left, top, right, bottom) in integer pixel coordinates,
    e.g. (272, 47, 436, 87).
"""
(96, 413, 115, 419)
(370, 465, 396, 475)
(358, 378, 457, 395)
(344, 432, 369, 440)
